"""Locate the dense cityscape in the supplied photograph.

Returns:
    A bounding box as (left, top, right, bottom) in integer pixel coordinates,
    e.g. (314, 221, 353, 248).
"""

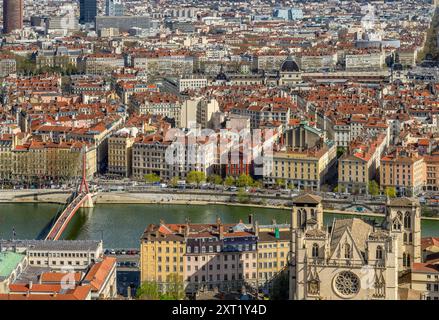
(0, 0, 438, 302)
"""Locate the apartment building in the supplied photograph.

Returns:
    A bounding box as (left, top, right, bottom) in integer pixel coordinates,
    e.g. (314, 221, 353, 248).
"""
(196, 98, 219, 129)
(264, 141, 337, 191)
(257, 226, 290, 293)
(108, 130, 136, 177)
(0, 54, 17, 77)
(139, 223, 186, 292)
(338, 134, 387, 194)
(131, 51, 194, 77)
(130, 92, 183, 127)
(9, 140, 97, 183)
(79, 53, 125, 75)
(140, 220, 259, 295)
(345, 51, 384, 70)
(411, 263, 439, 300)
(380, 150, 426, 196)
(424, 154, 439, 191)
(132, 132, 216, 181)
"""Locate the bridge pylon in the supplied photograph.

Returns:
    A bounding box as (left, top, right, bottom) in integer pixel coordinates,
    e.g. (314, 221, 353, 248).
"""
(78, 147, 94, 208)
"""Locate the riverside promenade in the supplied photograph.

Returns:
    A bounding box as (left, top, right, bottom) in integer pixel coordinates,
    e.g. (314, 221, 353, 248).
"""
(1, 188, 438, 221)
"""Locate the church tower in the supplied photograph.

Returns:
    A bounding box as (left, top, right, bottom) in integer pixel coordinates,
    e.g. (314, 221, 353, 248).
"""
(385, 198, 421, 272)
(289, 194, 323, 300)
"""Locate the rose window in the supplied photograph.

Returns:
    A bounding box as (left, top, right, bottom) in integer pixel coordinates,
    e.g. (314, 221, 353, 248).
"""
(334, 271, 360, 298)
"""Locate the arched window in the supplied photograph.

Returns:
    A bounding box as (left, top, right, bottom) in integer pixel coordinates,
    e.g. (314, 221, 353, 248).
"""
(376, 246, 383, 260)
(409, 233, 413, 244)
(403, 233, 408, 244)
(403, 252, 411, 267)
(344, 244, 351, 259)
(312, 243, 319, 258)
(404, 212, 411, 229)
(301, 209, 306, 227)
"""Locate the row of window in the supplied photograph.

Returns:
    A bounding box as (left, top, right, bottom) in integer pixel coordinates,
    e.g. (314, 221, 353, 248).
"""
(30, 260, 87, 266)
(29, 252, 94, 258)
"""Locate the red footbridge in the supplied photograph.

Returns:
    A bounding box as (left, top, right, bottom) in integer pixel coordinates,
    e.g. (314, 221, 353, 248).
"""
(44, 152, 93, 241)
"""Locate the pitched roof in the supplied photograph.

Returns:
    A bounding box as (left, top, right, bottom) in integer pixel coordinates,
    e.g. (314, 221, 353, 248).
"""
(330, 218, 373, 255)
(388, 197, 420, 207)
(293, 194, 322, 205)
(83, 257, 116, 292)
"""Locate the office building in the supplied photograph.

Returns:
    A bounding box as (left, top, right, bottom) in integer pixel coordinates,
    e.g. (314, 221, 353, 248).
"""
(80, 0, 97, 24)
(3, 0, 24, 34)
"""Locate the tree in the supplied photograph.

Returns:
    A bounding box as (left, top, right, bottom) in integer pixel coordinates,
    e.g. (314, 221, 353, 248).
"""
(385, 186, 397, 198)
(162, 273, 185, 300)
(137, 274, 185, 300)
(186, 171, 206, 185)
(275, 178, 285, 189)
(252, 180, 263, 188)
(136, 281, 161, 300)
(207, 174, 223, 185)
(237, 188, 250, 203)
(237, 174, 253, 187)
(169, 176, 179, 188)
(368, 180, 380, 196)
(224, 176, 235, 186)
(144, 173, 160, 184)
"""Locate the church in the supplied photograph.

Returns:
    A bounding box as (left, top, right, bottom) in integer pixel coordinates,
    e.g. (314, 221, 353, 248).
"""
(288, 194, 421, 300)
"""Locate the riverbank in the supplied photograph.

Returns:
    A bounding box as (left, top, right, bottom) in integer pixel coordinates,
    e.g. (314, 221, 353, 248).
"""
(2, 203, 439, 248)
(1, 189, 438, 221)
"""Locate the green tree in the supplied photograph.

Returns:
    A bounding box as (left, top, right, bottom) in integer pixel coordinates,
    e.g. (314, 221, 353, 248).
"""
(252, 180, 262, 188)
(207, 174, 223, 185)
(385, 186, 397, 198)
(224, 176, 235, 186)
(144, 173, 160, 184)
(368, 180, 380, 196)
(162, 273, 185, 300)
(186, 171, 206, 185)
(136, 281, 161, 300)
(237, 188, 250, 203)
(237, 174, 253, 187)
(275, 178, 285, 189)
(169, 176, 179, 187)
(137, 274, 185, 300)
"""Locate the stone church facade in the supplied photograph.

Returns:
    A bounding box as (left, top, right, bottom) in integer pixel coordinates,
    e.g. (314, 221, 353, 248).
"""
(288, 194, 421, 300)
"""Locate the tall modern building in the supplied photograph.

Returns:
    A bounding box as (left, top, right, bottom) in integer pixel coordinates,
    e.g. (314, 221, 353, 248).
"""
(79, 0, 97, 24)
(3, 0, 24, 34)
(106, 0, 124, 16)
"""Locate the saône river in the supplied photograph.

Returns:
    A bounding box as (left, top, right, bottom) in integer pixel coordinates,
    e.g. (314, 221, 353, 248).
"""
(1, 203, 439, 248)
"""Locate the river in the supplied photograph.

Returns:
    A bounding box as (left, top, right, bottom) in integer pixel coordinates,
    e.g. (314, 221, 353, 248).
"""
(0, 203, 438, 248)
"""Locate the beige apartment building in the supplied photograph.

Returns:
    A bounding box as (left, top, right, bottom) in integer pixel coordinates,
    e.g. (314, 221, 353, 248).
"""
(424, 154, 439, 191)
(257, 226, 290, 292)
(6, 140, 97, 183)
(108, 131, 136, 177)
(265, 142, 337, 191)
(380, 150, 426, 196)
(338, 134, 387, 194)
(411, 263, 439, 300)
